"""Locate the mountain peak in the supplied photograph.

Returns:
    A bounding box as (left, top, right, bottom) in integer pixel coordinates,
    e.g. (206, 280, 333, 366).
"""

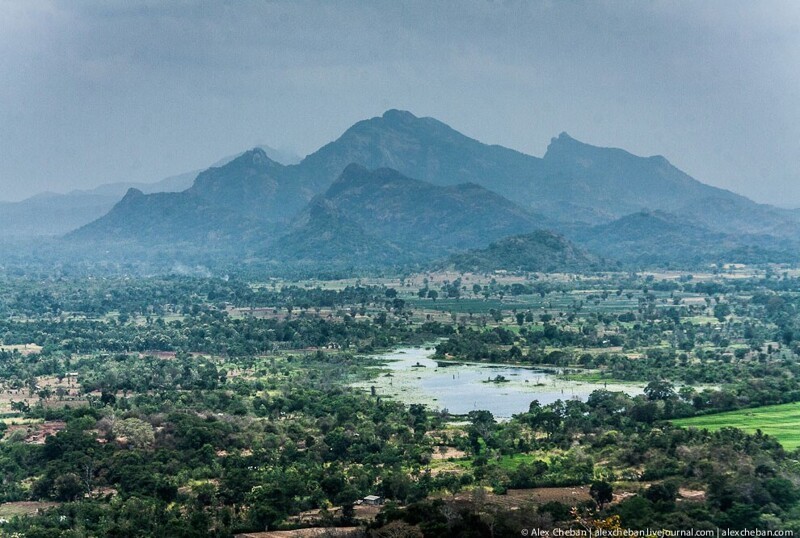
(547, 131, 583, 152)
(381, 109, 418, 123)
(326, 164, 411, 198)
(340, 162, 369, 177)
(193, 146, 281, 187)
(122, 187, 145, 199)
(325, 164, 371, 197)
(448, 229, 596, 273)
(546, 132, 668, 165)
(240, 147, 273, 166)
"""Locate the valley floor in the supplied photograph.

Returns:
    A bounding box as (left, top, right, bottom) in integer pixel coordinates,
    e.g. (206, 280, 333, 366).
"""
(0, 267, 797, 536)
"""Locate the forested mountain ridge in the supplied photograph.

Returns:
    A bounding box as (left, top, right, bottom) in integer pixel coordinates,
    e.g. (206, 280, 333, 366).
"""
(446, 230, 599, 273)
(568, 210, 800, 265)
(534, 133, 743, 219)
(68, 149, 290, 244)
(270, 164, 550, 267)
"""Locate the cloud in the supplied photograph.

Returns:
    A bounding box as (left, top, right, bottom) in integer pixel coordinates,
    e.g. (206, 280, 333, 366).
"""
(0, 0, 798, 205)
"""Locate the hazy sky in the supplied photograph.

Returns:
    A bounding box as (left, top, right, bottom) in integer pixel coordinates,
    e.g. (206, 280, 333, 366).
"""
(1, 1, 799, 205)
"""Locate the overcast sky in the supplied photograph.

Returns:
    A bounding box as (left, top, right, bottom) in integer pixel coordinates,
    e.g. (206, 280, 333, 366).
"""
(1, 1, 799, 205)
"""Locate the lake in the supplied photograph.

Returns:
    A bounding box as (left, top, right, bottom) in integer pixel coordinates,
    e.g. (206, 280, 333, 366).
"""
(353, 346, 643, 419)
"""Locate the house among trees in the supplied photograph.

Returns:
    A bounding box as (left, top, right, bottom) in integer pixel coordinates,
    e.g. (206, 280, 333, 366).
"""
(359, 495, 383, 506)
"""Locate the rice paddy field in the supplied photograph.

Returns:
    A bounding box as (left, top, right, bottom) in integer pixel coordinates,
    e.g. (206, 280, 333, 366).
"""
(672, 402, 800, 451)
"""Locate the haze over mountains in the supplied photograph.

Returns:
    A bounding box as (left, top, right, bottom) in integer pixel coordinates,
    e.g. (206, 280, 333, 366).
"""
(18, 109, 800, 271)
(0, 146, 300, 238)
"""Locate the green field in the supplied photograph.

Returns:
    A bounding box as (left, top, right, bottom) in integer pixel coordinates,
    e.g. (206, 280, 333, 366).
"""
(672, 402, 800, 450)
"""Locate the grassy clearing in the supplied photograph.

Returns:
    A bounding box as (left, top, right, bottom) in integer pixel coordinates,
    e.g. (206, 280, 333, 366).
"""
(0, 417, 42, 426)
(0, 344, 42, 354)
(672, 402, 800, 450)
(404, 298, 507, 313)
(685, 316, 720, 325)
(561, 371, 609, 383)
(0, 501, 59, 518)
(492, 453, 548, 471)
(435, 451, 557, 472)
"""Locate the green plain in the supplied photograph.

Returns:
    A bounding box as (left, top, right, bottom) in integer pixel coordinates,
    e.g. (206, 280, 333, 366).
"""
(672, 402, 800, 450)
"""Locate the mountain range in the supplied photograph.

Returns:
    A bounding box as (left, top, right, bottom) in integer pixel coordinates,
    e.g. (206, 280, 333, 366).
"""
(41, 110, 800, 271)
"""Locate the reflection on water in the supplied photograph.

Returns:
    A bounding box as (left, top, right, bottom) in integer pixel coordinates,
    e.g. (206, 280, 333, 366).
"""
(353, 346, 643, 419)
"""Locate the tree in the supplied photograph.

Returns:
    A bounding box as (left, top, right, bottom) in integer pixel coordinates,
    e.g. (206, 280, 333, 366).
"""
(590, 481, 613, 510)
(54, 473, 85, 501)
(100, 390, 117, 406)
(644, 380, 675, 401)
(10, 400, 30, 413)
(114, 417, 155, 449)
(467, 410, 496, 451)
(644, 481, 678, 504)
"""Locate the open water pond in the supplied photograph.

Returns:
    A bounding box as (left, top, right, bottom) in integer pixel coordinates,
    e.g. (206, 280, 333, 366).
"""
(353, 346, 644, 419)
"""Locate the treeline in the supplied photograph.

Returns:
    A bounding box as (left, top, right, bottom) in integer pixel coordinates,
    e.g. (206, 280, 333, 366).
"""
(0, 276, 389, 318)
(0, 312, 412, 357)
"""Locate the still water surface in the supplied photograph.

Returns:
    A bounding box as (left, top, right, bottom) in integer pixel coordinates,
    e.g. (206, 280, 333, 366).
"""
(353, 346, 643, 419)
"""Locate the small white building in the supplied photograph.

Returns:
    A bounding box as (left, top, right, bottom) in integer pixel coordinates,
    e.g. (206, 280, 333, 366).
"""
(361, 495, 383, 506)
